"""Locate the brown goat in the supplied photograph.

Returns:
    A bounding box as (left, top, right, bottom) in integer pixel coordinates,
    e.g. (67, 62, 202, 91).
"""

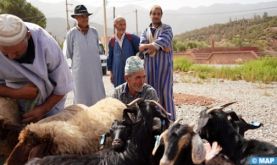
(154, 120, 234, 165)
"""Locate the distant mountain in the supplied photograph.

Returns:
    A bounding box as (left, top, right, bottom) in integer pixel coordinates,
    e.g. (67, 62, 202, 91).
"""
(175, 15, 277, 50)
(46, 17, 113, 43)
(27, 0, 277, 41)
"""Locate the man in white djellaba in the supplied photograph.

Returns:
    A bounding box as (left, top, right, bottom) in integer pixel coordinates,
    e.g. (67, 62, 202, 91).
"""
(66, 5, 106, 106)
(0, 14, 73, 123)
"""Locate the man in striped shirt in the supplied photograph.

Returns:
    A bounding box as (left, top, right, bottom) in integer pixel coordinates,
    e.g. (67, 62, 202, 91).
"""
(139, 5, 176, 120)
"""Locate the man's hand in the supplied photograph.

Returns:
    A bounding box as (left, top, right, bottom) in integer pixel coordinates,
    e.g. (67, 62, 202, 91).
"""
(21, 94, 64, 123)
(163, 47, 171, 53)
(0, 83, 38, 100)
(139, 44, 157, 56)
(139, 44, 147, 52)
(204, 141, 222, 161)
(17, 83, 38, 99)
(22, 105, 47, 123)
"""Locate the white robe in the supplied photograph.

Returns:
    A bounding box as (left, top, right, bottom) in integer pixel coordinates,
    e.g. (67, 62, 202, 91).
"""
(0, 23, 73, 116)
(66, 27, 105, 106)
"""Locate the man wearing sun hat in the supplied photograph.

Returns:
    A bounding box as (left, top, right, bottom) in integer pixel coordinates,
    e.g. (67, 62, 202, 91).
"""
(0, 14, 73, 123)
(112, 55, 158, 104)
(65, 5, 105, 106)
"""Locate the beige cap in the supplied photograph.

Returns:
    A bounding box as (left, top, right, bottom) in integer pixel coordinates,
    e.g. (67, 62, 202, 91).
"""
(0, 14, 27, 46)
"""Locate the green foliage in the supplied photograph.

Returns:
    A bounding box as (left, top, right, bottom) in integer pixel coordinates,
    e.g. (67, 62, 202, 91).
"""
(173, 39, 209, 51)
(175, 15, 277, 50)
(240, 57, 277, 83)
(0, 0, 46, 28)
(174, 57, 277, 83)
(173, 57, 193, 72)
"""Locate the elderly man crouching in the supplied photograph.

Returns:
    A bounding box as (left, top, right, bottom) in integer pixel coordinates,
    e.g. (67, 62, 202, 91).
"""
(112, 56, 158, 104)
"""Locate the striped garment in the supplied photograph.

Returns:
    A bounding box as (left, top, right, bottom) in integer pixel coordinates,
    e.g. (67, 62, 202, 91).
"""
(140, 23, 176, 120)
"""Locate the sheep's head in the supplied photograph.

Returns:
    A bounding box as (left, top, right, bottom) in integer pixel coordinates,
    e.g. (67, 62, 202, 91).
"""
(106, 120, 132, 152)
(157, 120, 206, 165)
(6, 129, 55, 165)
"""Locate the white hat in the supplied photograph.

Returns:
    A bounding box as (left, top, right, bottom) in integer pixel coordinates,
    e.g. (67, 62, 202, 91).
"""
(0, 14, 27, 46)
(125, 56, 144, 75)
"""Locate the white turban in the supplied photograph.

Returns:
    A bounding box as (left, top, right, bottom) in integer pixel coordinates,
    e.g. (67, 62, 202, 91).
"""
(0, 14, 27, 46)
(125, 56, 144, 75)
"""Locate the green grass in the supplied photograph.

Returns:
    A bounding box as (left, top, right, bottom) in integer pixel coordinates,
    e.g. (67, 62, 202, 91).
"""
(174, 56, 193, 72)
(173, 57, 277, 83)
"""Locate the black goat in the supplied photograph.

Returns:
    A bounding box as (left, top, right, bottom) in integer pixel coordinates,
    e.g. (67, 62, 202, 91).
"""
(197, 102, 262, 137)
(26, 99, 170, 165)
(197, 103, 277, 165)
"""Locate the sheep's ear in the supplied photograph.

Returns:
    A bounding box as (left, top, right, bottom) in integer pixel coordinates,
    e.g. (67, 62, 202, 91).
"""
(28, 140, 53, 160)
(191, 134, 206, 164)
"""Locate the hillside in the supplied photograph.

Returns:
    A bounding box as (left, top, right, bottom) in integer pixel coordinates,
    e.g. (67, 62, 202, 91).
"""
(175, 15, 277, 50)
(28, 0, 277, 35)
(46, 18, 113, 43)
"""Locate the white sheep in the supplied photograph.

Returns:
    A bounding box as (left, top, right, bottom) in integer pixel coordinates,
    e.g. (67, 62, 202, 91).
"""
(7, 97, 127, 165)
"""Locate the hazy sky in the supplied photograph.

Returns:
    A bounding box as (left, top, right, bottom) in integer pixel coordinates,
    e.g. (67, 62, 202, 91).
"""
(36, 0, 276, 9)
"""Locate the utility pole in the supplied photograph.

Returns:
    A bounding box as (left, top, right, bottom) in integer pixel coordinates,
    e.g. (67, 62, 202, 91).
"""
(103, 0, 108, 52)
(135, 9, 138, 35)
(113, 7, 116, 34)
(65, 0, 71, 31)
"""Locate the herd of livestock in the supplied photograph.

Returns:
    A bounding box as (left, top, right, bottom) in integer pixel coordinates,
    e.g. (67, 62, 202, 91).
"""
(0, 96, 277, 165)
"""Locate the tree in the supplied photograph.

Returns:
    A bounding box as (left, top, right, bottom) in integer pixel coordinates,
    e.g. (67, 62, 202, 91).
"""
(0, 0, 46, 28)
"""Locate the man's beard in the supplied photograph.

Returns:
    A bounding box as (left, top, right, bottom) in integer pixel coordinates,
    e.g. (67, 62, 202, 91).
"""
(136, 86, 143, 93)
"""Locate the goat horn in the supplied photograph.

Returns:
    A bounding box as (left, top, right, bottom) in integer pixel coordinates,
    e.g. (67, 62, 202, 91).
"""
(173, 118, 183, 125)
(207, 101, 237, 113)
(127, 98, 142, 107)
(145, 99, 172, 117)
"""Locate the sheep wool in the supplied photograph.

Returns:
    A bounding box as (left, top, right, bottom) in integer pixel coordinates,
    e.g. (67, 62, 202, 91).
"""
(0, 97, 19, 125)
(19, 97, 127, 154)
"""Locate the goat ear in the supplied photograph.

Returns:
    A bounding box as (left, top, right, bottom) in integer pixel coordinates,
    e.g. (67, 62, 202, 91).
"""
(191, 134, 206, 164)
(123, 108, 135, 125)
(196, 114, 209, 133)
(152, 130, 166, 156)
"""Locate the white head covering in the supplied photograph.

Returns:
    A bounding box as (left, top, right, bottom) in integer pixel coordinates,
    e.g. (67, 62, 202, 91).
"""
(0, 14, 27, 46)
(125, 56, 144, 75)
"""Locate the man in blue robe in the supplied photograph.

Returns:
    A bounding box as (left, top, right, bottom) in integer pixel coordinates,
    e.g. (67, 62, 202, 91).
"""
(139, 5, 176, 120)
(107, 16, 140, 87)
(0, 14, 73, 123)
